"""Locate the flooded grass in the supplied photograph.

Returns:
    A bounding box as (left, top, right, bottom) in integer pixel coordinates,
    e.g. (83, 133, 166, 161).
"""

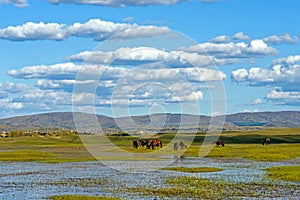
(48, 195, 121, 200)
(126, 176, 299, 199)
(162, 166, 223, 173)
(49, 178, 109, 187)
(266, 166, 300, 182)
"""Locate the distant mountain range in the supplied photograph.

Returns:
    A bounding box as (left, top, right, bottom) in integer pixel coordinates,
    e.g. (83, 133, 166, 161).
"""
(0, 111, 299, 132)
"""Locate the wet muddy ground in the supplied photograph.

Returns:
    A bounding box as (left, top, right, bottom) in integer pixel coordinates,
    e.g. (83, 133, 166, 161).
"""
(0, 158, 299, 199)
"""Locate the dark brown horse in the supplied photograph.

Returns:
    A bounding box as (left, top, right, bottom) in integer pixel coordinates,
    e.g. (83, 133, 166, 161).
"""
(262, 138, 271, 145)
(148, 139, 163, 150)
(213, 140, 225, 147)
(133, 140, 142, 149)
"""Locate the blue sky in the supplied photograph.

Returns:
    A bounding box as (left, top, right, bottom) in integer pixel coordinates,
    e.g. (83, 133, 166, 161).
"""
(0, 0, 299, 118)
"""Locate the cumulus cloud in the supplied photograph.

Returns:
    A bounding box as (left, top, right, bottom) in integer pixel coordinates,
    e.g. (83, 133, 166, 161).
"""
(8, 62, 130, 81)
(231, 56, 300, 87)
(68, 46, 239, 69)
(272, 55, 300, 66)
(0, 19, 170, 41)
(266, 89, 300, 106)
(263, 33, 298, 45)
(9, 61, 226, 83)
(231, 65, 300, 87)
(0, 0, 28, 7)
(0, 82, 30, 98)
(232, 54, 300, 106)
(67, 47, 191, 67)
(180, 39, 277, 59)
(210, 35, 230, 43)
(0, 22, 67, 41)
(266, 89, 300, 100)
(8, 60, 226, 109)
(48, 0, 188, 7)
(0, 99, 24, 111)
(232, 32, 250, 41)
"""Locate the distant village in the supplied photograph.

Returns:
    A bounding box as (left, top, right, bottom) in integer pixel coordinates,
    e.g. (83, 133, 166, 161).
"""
(0, 129, 77, 138)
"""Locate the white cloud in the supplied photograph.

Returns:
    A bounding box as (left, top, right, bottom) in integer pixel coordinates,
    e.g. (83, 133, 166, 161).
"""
(0, 0, 28, 7)
(231, 57, 300, 87)
(8, 62, 81, 79)
(272, 55, 300, 66)
(263, 33, 298, 45)
(68, 47, 238, 68)
(266, 89, 300, 100)
(180, 39, 277, 59)
(0, 19, 170, 41)
(210, 35, 230, 43)
(8, 60, 226, 109)
(67, 47, 191, 67)
(232, 55, 300, 106)
(266, 89, 300, 106)
(8, 62, 129, 81)
(232, 32, 250, 41)
(0, 82, 30, 98)
(168, 91, 203, 102)
(0, 22, 66, 41)
(231, 68, 248, 82)
(13, 88, 72, 105)
(251, 98, 263, 105)
(0, 82, 29, 93)
(0, 99, 24, 110)
(48, 0, 188, 7)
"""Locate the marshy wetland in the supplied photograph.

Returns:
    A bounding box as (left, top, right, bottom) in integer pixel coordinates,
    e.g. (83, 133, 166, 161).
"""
(0, 128, 299, 199)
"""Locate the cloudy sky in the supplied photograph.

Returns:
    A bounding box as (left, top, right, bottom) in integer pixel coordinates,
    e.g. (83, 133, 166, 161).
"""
(0, 0, 299, 118)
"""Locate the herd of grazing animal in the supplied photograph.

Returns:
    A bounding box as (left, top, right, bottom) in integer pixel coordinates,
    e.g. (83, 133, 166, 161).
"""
(133, 137, 271, 150)
(133, 139, 163, 150)
(173, 141, 188, 151)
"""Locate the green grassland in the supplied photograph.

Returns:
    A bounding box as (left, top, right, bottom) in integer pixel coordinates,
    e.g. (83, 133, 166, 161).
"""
(125, 176, 297, 199)
(266, 166, 300, 182)
(0, 127, 300, 163)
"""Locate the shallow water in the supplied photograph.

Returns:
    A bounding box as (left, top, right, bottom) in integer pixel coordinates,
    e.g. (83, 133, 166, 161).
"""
(0, 158, 299, 199)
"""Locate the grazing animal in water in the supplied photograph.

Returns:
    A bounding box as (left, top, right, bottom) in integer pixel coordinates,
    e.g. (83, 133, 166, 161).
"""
(179, 141, 187, 150)
(262, 138, 271, 145)
(173, 142, 179, 151)
(213, 140, 225, 147)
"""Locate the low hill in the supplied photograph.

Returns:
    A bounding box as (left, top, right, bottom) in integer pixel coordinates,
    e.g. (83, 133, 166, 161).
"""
(0, 111, 299, 132)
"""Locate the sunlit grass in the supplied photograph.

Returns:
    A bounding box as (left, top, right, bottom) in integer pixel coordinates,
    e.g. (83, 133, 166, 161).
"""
(266, 166, 300, 182)
(183, 144, 300, 161)
(0, 150, 58, 162)
(0, 127, 299, 162)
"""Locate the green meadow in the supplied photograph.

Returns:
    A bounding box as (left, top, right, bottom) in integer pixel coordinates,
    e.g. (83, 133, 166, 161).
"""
(0, 127, 300, 162)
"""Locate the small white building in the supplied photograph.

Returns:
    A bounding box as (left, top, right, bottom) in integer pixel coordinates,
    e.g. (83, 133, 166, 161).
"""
(1, 131, 8, 138)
